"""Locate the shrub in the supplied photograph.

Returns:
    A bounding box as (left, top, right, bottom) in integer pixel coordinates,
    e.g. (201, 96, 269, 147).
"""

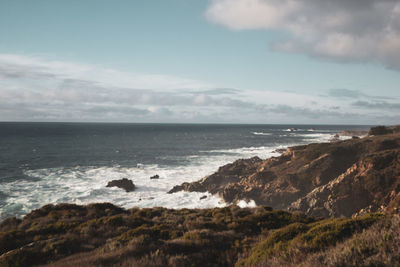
(237, 213, 383, 266)
(369, 126, 393, 136)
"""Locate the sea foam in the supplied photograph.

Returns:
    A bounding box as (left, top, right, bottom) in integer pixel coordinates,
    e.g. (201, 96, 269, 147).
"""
(0, 130, 339, 220)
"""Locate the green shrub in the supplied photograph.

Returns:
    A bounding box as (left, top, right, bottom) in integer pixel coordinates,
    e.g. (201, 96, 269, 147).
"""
(0, 249, 41, 267)
(237, 222, 309, 266)
(238, 213, 383, 266)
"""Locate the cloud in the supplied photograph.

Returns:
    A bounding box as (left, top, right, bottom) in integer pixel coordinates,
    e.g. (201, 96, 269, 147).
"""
(0, 54, 256, 122)
(191, 88, 242, 95)
(267, 104, 354, 119)
(352, 100, 400, 110)
(0, 53, 398, 124)
(328, 89, 363, 99)
(206, 0, 400, 69)
(327, 88, 394, 100)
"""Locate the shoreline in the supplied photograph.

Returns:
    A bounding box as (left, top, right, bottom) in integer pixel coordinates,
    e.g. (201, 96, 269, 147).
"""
(1, 125, 399, 266)
(0, 128, 368, 221)
(165, 126, 400, 217)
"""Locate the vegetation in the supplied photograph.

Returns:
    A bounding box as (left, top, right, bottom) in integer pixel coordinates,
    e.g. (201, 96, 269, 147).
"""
(240, 214, 400, 267)
(369, 126, 394, 136)
(237, 213, 383, 266)
(0, 204, 314, 266)
(0, 203, 395, 267)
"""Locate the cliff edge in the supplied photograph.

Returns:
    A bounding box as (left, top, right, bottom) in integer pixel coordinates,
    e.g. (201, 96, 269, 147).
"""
(169, 126, 400, 217)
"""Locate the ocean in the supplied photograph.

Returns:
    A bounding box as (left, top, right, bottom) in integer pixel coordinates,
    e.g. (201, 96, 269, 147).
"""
(0, 122, 369, 220)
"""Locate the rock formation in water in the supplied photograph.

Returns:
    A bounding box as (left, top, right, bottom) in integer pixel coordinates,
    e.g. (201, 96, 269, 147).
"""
(106, 178, 136, 192)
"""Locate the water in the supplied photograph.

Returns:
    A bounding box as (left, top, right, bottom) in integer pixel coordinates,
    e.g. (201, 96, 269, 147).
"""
(0, 122, 369, 220)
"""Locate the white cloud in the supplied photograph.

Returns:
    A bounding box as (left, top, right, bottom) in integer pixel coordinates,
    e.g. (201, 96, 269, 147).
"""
(206, 0, 400, 69)
(0, 54, 212, 90)
(0, 53, 398, 124)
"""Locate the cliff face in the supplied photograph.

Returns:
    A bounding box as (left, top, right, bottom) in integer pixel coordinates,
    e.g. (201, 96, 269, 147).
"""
(169, 129, 400, 217)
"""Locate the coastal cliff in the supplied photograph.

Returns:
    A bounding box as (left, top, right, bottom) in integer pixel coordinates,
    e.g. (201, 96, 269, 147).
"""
(1, 125, 400, 266)
(169, 126, 400, 217)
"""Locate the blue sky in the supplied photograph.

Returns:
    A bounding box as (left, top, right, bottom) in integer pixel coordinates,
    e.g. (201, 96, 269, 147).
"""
(0, 0, 399, 124)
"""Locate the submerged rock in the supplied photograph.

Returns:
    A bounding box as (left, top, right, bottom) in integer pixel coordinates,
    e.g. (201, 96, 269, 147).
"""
(106, 178, 135, 192)
(150, 174, 160, 179)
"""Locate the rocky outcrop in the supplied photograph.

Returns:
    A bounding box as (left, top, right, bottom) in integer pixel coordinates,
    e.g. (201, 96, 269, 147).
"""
(289, 148, 400, 217)
(106, 178, 135, 192)
(169, 129, 400, 217)
(368, 125, 400, 136)
(168, 157, 263, 196)
(340, 130, 368, 136)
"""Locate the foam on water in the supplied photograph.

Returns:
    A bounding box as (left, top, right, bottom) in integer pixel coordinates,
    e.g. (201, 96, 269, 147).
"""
(294, 133, 334, 142)
(0, 144, 285, 219)
(0, 129, 341, 220)
(237, 199, 257, 208)
(252, 132, 272, 136)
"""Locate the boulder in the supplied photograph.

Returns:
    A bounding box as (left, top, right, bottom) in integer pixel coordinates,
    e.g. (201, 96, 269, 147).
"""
(150, 175, 160, 179)
(106, 178, 135, 192)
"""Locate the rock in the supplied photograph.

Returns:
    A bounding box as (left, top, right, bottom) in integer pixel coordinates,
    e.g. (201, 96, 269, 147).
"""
(150, 174, 160, 179)
(200, 195, 207, 200)
(340, 130, 368, 136)
(106, 178, 135, 192)
(273, 148, 287, 154)
(168, 182, 206, 194)
(168, 184, 185, 194)
(329, 135, 339, 142)
(168, 126, 400, 217)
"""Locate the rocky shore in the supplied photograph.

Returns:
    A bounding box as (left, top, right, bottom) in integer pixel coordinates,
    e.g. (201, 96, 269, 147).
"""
(1, 125, 400, 266)
(169, 125, 400, 218)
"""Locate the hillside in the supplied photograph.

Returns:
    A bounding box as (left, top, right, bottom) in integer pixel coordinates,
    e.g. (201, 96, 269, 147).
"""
(169, 126, 400, 217)
(1, 203, 399, 266)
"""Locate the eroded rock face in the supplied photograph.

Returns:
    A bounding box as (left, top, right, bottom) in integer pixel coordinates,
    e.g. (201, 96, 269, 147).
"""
(169, 129, 400, 217)
(168, 156, 262, 195)
(106, 178, 136, 192)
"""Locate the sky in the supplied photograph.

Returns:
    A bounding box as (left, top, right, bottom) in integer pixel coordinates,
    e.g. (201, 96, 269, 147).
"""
(0, 0, 399, 124)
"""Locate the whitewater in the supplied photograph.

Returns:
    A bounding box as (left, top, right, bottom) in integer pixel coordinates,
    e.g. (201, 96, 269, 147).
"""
(0, 123, 367, 220)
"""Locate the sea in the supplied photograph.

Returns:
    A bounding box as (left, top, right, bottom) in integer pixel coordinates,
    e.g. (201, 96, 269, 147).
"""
(0, 122, 370, 220)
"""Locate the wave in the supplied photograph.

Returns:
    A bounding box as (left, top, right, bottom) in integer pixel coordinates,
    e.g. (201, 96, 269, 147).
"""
(252, 132, 271, 136)
(1, 163, 226, 220)
(0, 141, 302, 220)
(202, 144, 295, 159)
(0, 134, 343, 219)
(282, 128, 333, 132)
